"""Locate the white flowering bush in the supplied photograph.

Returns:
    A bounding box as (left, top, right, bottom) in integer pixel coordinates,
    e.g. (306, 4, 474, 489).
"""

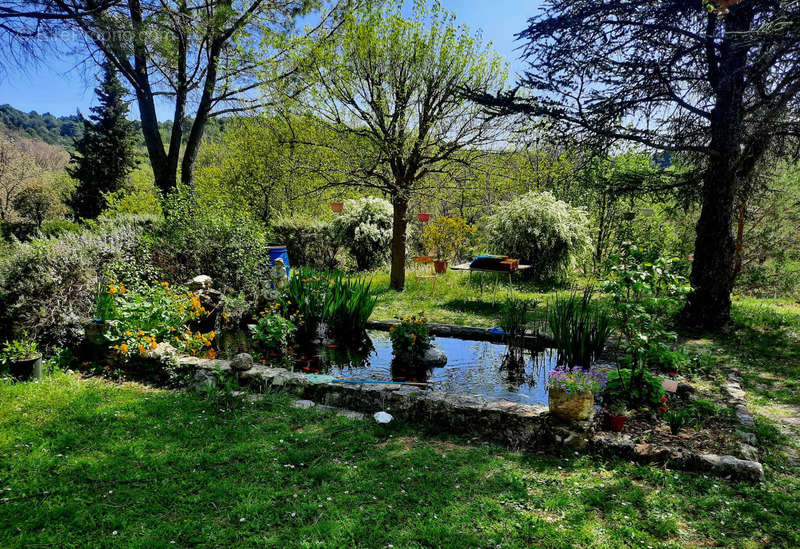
(485, 191, 591, 282)
(330, 197, 393, 271)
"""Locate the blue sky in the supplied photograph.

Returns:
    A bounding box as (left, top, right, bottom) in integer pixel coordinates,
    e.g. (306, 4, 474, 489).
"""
(0, 0, 541, 119)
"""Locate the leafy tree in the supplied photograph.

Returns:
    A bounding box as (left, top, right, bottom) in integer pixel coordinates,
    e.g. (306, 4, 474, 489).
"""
(23, 0, 341, 192)
(0, 135, 40, 221)
(472, 0, 800, 329)
(67, 59, 137, 219)
(277, 0, 507, 290)
(12, 183, 61, 229)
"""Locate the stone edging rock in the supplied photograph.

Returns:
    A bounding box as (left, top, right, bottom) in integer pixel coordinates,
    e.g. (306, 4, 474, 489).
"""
(723, 370, 760, 462)
(180, 355, 764, 481)
(366, 319, 554, 346)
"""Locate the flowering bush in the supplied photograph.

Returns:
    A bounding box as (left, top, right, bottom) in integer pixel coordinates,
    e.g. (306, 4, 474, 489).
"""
(389, 314, 432, 361)
(330, 197, 393, 271)
(547, 366, 607, 394)
(101, 280, 215, 360)
(485, 191, 590, 282)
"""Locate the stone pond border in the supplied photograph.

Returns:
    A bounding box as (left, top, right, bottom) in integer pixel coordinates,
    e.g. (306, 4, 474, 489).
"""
(365, 320, 555, 347)
(179, 355, 764, 482)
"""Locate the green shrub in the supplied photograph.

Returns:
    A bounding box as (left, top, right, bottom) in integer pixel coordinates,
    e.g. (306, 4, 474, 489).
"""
(330, 197, 393, 271)
(252, 310, 297, 351)
(500, 298, 536, 345)
(485, 191, 591, 282)
(156, 186, 271, 299)
(390, 314, 432, 361)
(604, 368, 666, 409)
(41, 219, 82, 238)
(269, 216, 340, 270)
(0, 220, 154, 350)
(546, 289, 611, 368)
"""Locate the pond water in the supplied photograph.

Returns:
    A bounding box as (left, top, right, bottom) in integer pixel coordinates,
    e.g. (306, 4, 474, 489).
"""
(219, 330, 557, 405)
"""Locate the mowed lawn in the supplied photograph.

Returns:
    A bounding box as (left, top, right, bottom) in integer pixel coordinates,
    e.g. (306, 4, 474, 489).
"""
(1, 371, 799, 548)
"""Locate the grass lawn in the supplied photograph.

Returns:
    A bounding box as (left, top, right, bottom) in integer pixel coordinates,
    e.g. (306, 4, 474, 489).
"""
(2, 274, 799, 547)
(2, 373, 799, 548)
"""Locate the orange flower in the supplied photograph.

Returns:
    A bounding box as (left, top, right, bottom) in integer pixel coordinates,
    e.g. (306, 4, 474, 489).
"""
(138, 344, 146, 356)
(108, 285, 118, 294)
(120, 343, 129, 354)
(150, 341, 158, 350)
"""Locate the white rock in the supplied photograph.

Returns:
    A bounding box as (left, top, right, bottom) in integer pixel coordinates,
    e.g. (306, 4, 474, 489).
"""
(189, 275, 213, 290)
(292, 400, 315, 409)
(374, 411, 393, 424)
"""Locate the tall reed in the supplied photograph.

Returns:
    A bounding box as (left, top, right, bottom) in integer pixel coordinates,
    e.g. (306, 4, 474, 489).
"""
(546, 288, 611, 368)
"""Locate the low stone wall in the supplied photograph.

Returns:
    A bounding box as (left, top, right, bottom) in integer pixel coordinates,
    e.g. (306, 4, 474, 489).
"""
(181, 355, 764, 481)
(366, 319, 554, 347)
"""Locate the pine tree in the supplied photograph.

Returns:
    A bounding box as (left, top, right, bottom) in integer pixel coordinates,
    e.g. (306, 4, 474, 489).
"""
(68, 60, 137, 219)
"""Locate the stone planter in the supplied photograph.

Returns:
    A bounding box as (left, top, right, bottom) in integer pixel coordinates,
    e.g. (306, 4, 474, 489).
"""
(433, 259, 448, 274)
(548, 388, 594, 422)
(9, 354, 42, 381)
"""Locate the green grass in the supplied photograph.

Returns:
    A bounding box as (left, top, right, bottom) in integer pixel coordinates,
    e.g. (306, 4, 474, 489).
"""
(3, 277, 799, 547)
(2, 372, 799, 548)
(371, 270, 557, 327)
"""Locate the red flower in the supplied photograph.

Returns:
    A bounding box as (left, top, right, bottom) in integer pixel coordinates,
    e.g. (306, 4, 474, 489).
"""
(661, 396, 668, 402)
(659, 406, 666, 412)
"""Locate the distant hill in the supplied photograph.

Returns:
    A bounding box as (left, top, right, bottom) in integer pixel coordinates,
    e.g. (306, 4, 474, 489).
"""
(0, 104, 84, 147)
(0, 104, 229, 149)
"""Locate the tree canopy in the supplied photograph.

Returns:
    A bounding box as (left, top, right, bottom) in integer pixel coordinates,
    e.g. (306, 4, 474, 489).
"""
(276, 0, 508, 289)
(471, 0, 800, 329)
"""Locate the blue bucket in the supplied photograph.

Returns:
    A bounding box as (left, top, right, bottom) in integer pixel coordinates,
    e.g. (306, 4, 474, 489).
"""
(267, 245, 290, 277)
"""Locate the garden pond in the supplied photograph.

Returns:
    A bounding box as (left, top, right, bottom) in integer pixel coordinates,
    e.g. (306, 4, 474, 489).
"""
(218, 329, 558, 405)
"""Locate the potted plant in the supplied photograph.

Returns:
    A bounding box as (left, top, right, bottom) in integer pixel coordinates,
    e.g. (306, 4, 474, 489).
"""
(421, 216, 475, 274)
(605, 400, 628, 432)
(389, 314, 432, 363)
(547, 366, 607, 422)
(2, 338, 42, 381)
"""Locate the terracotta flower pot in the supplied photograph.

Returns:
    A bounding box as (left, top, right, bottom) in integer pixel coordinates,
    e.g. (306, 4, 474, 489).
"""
(548, 388, 594, 421)
(607, 414, 627, 432)
(417, 213, 430, 222)
(9, 354, 42, 381)
(330, 202, 343, 213)
(433, 259, 448, 274)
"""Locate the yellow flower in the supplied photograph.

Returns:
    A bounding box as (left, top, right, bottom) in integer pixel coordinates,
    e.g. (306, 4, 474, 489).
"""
(125, 330, 133, 336)
(150, 341, 157, 350)
(138, 344, 146, 356)
(137, 330, 145, 336)
(120, 343, 129, 354)
(108, 285, 118, 294)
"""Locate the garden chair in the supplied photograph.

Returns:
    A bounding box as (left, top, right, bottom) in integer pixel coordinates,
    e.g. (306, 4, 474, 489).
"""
(412, 255, 437, 294)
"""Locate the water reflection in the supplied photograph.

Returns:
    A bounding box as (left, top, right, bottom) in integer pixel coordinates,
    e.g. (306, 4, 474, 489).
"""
(217, 329, 556, 405)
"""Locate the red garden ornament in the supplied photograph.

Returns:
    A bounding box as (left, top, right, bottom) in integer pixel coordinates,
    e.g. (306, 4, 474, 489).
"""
(417, 213, 430, 222)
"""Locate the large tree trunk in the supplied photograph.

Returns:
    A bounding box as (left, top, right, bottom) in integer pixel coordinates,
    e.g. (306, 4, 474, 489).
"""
(389, 193, 409, 291)
(682, 157, 737, 329)
(681, 4, 753, 331)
